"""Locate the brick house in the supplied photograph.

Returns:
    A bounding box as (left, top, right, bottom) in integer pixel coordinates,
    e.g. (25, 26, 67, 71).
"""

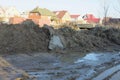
(9, 16, 26, 24)
(29, 12, 51, 26)
(10, 7, 57, 26)
(28, 7, 56, 26)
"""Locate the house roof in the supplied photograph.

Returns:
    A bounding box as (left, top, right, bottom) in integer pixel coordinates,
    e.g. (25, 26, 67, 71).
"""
(86, 14, 95, 18)
(70, 15, 80, 19)
(83, 14, 100, 23)
(54, 10, 67, 19)
(30, 7, 56, 16)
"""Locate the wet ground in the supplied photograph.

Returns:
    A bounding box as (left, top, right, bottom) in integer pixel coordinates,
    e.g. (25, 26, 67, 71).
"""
(2, 52, 120, 80)
(93, 64, 120, 80)
(109, 71, 120, 80)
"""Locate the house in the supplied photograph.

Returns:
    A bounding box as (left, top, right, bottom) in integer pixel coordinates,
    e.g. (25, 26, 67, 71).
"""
(109, 18, 120, 24)
(20, 11, 29, 18)
(102, 17, 120, 25)
(70, 14, 87, 24)
(28, 7, 57, 26)
(4, 6, 20, 18)
(0, 6, 5, 17)
(0, 6, 7, 23)
(0, 6, 20, 23)
(70, 15, 80, 21)
(9, 16, 26, 24)
(9, 7, 57, 26)
(83, 14, 100, 24)
(54, 10, 71, 24)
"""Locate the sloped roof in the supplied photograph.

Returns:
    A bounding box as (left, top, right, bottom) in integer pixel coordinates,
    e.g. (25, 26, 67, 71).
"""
(31, 7, 56, 16)
(70, 15, 80, 19)
(54, 10, 67, 19)
(83, 14, 100, 23)
(86, 14, 95, 18)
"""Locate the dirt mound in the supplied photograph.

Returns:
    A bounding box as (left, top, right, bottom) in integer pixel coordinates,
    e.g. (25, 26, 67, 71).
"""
(0, 21, 119, 54)
(0, 20, 50, 53)
(85, 27, 120, 45)
(57, 27, 120, 52)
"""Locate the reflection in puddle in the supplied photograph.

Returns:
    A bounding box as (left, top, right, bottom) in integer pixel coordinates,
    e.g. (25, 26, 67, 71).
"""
(75, 53, 99, 63)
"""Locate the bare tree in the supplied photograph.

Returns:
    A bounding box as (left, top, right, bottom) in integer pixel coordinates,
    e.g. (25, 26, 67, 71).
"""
(102, 0, 110, 25)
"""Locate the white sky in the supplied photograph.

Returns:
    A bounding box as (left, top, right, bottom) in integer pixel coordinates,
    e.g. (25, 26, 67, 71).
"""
(0, 0, 119, 18)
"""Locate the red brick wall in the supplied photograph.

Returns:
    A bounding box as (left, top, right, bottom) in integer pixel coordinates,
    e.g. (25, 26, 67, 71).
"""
(10, 13, 51, 26)
(9, 17, 26, 24)
(28, 13, 51, 26)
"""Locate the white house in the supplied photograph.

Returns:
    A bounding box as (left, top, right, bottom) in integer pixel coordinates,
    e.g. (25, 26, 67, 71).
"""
(20, 11, 29, 18)
(0, 6, 20, 23)
(70, 14, 87, 24)
(4, 6, 20, 17)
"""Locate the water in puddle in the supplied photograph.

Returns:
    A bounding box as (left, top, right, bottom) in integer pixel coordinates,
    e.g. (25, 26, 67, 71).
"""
(75, 53, 99, 63)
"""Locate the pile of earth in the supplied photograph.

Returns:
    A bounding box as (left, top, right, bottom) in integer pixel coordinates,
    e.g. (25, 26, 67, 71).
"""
(0, 20, 120, 54)
(56, 27, 120, 53)
(0, 20, 51, 54)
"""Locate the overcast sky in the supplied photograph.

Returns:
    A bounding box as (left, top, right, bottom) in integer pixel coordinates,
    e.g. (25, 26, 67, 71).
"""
(0, 0, 119, 18)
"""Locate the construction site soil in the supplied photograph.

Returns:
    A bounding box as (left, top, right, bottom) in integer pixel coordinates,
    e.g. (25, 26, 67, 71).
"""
(0, 21, 119, 54)
(0, 21, 120, 80)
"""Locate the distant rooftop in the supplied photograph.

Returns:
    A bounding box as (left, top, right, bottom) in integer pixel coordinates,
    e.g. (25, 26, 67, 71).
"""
(70, 15, 80, 18)
(30, 7, 56, 16)
(54, 10, 67, 19)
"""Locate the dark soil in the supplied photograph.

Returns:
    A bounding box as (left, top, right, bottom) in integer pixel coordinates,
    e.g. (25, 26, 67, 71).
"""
(0, 20, 119, 54)
(56, 27, 120, 53)
(0, 20, 50, 53)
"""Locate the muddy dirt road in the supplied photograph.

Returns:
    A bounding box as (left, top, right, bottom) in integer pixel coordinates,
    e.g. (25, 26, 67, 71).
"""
(93, 64, 120, 80)
(2, 52, 120, 80)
